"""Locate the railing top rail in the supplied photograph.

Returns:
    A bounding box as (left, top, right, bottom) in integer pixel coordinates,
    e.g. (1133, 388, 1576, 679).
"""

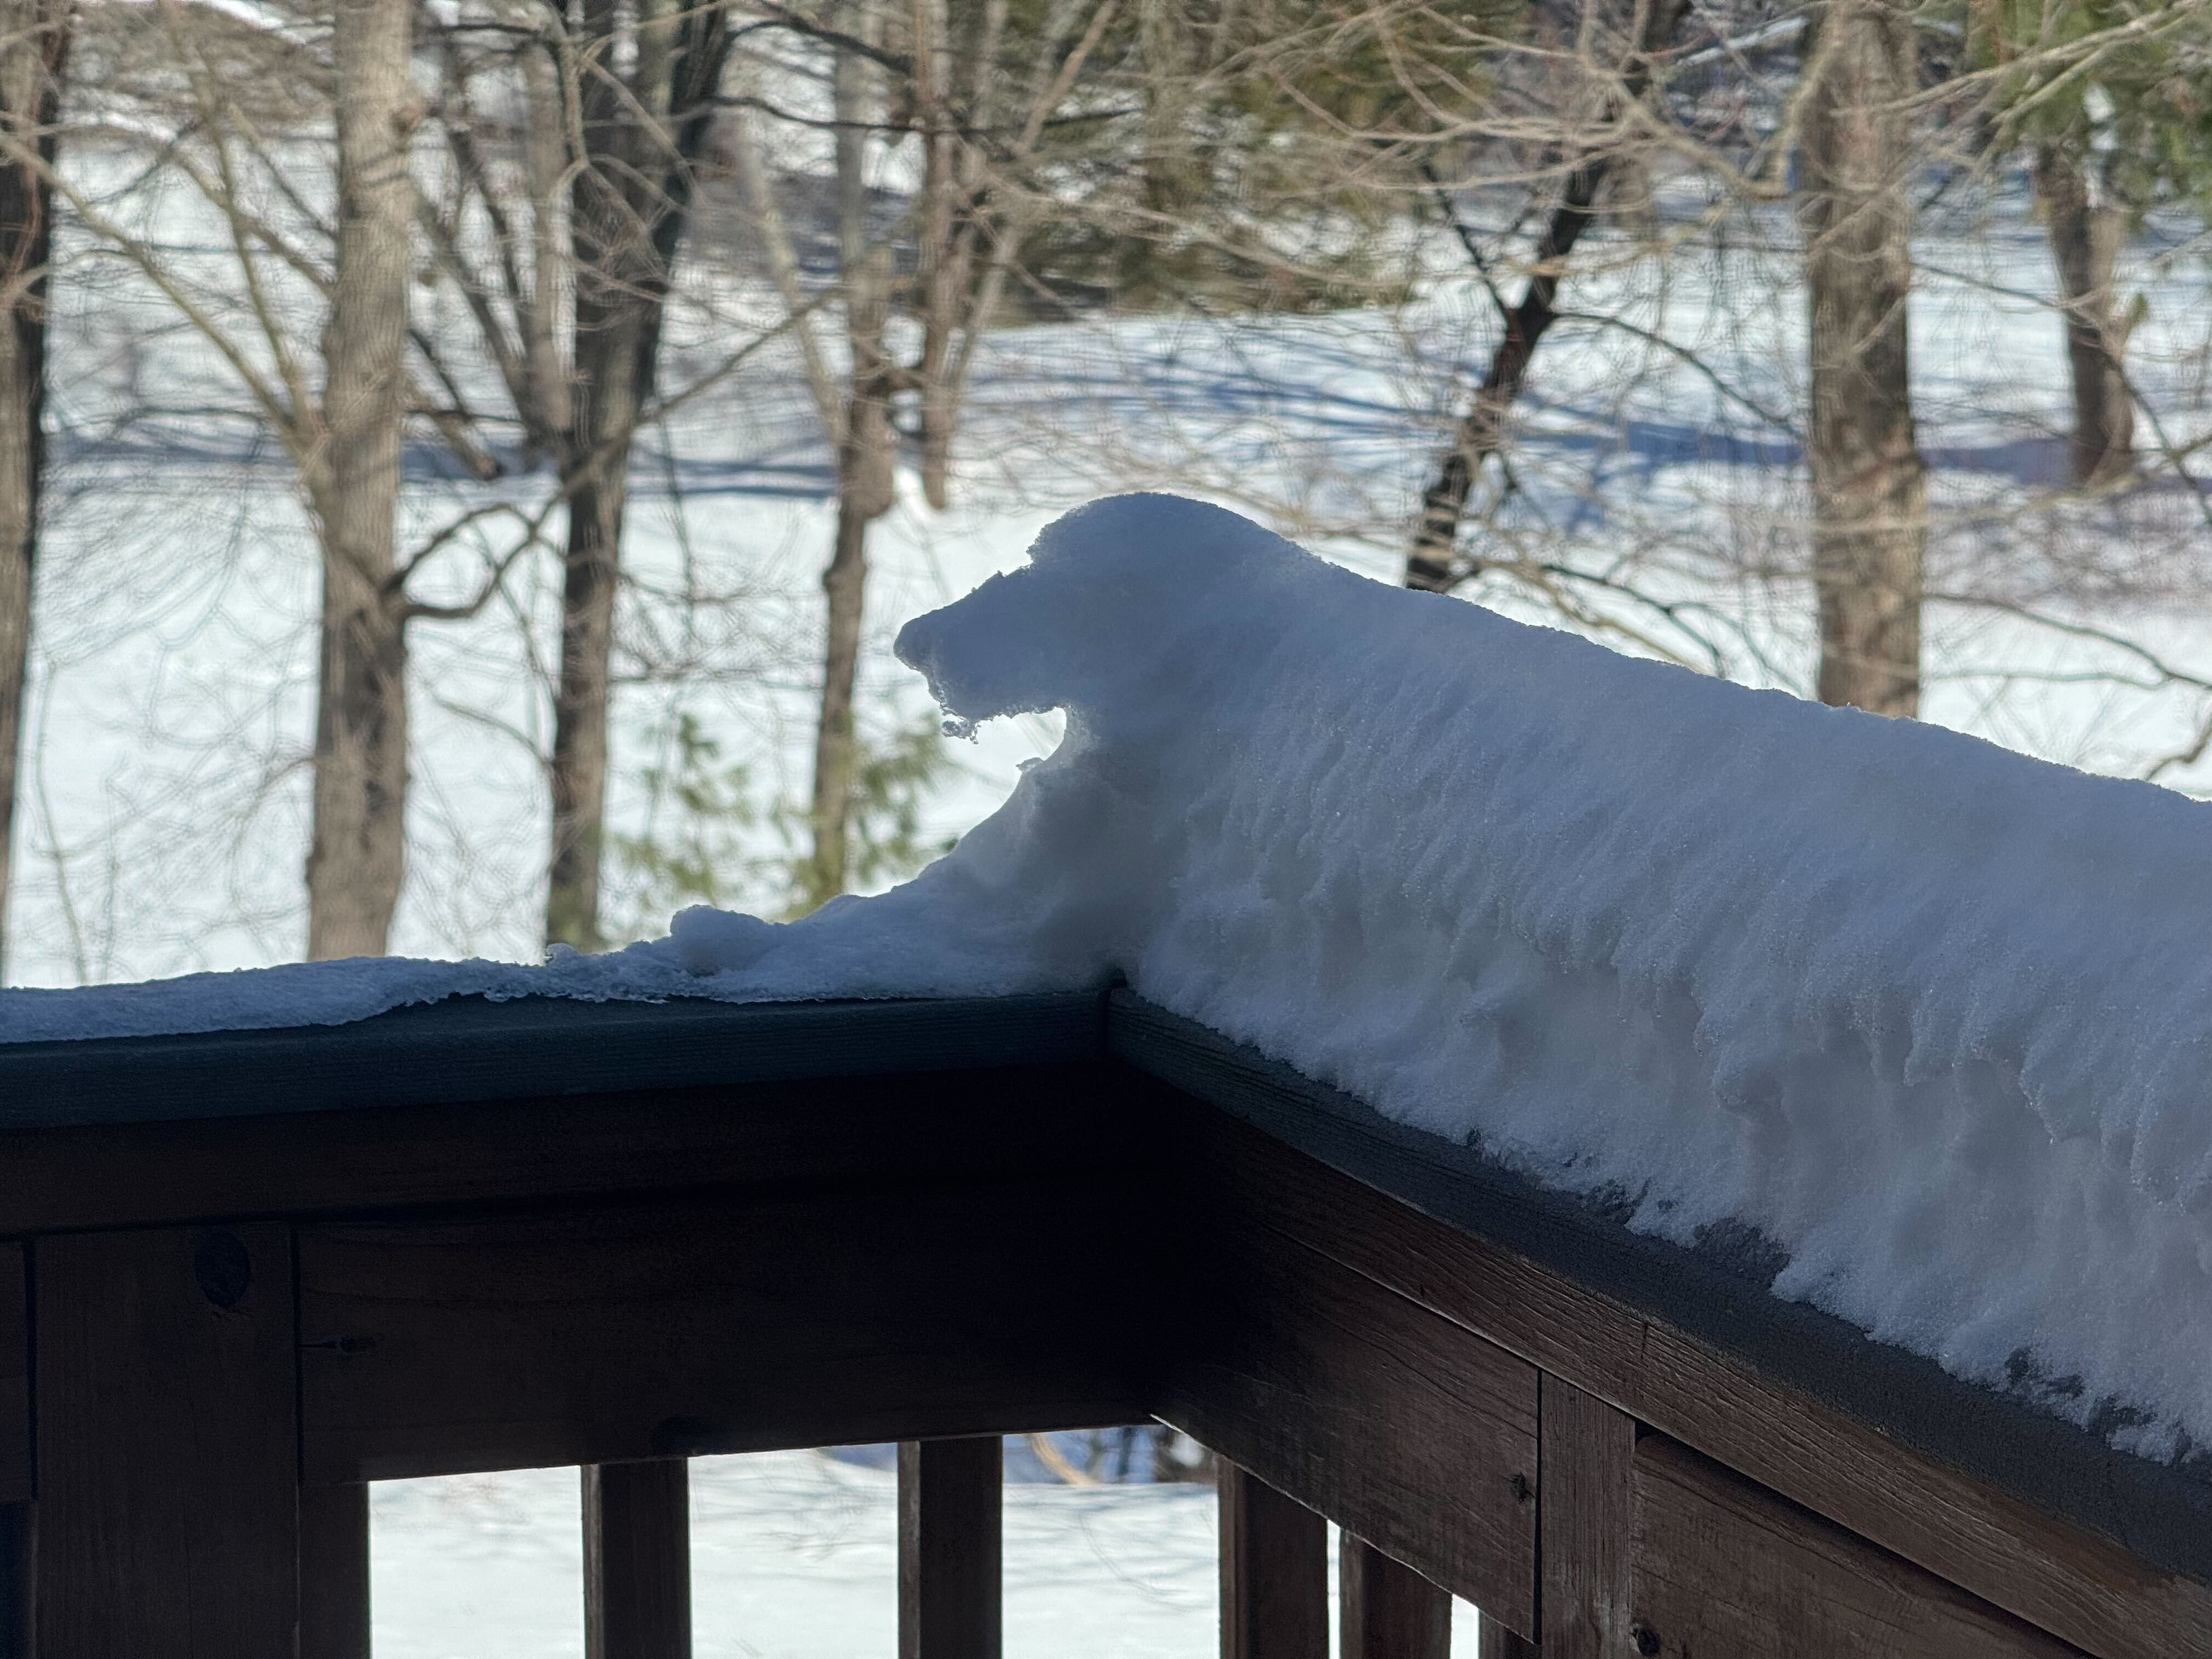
(1108, 990, 2212, 1596)
(0, 989, 1108, 1130)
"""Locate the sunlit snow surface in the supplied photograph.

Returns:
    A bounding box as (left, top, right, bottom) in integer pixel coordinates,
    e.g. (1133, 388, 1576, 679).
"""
(373, 1450, 1483, 1656)
(9, 493, 2212, 1460)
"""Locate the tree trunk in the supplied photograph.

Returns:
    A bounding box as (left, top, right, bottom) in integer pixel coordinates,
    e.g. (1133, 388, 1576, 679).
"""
(544, 0, 729, 950)
(1405, 0, 1684, 591)
(304, 0, 415, 960)
(912, 0, 960, 510)
(1799, 0, 1925, 718)
(803, 20, 896, 912)
(0, 0, 63, 978)
(805, 246, 896, 911)
(2033, 145, 2134, 487)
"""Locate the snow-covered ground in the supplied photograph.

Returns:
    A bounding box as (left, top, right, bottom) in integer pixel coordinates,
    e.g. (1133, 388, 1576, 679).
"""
(372, 1451, 1484, 1657)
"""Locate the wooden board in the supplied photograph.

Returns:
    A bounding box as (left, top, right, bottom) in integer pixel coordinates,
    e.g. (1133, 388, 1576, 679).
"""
(1180, 1105, 2212, 1659)
(0, 1063, 1138, 1237)
(1630, 1433, 2087, 1657)
(300, 1177, 1149, 1482)
(0, 1246, 26, 1504)
(1537, 1376, 1636, 1659)
(1340, 1537, 1451, 1659)
(1220, 1463, 1327, 1659)
(298, 1483, 371, 1659)
(899, 1438, 1002, 1659)
(35, 1225, 299, 1659)
(1159, 1207, 1539, 1637)
(584, 1460, 691, 1659)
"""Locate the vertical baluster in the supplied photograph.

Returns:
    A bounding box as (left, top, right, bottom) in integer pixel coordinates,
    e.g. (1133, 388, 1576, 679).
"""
(1218, 1462, 1325, 1659)
(1342, 1535, 1451, 1659)
(899, 1436, 1002, 1659)
(583, 1459, 692, 1659)
(300, 1483, 371, 1659)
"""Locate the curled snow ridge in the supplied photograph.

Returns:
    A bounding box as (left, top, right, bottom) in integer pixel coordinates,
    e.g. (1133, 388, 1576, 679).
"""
(9, 492, 2210, 1455)
(702, 492, 2212, 1453)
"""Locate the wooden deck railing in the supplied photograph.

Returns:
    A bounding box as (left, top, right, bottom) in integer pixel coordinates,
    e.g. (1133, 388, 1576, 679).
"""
(0, 989, 2206, 1657)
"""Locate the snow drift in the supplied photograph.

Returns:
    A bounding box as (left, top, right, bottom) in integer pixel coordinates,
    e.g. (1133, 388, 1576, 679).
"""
(7, 492, 2211, 1455)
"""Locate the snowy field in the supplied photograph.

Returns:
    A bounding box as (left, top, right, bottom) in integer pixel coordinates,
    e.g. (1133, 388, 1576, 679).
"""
(371, 1452, 1485, 1657)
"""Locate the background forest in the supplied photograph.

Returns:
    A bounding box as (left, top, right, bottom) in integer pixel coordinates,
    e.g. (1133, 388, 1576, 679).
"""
(0, 0, 2204, 984)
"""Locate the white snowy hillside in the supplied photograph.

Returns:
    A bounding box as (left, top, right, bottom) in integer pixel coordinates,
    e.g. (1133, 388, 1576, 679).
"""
(7, 492, 2211, 1462)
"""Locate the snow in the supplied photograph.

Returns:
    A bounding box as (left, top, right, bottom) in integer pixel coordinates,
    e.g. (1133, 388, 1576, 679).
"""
(662, 492, 2212, 1459)
(14, 490, 2212, 1464)
(372, 1450, 1482, 1656)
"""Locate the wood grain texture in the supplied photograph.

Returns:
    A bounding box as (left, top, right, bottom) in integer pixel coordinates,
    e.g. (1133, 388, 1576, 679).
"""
(0, 1246, 26, 1504)
(899, 1437, 1002, 1659)
(1340, 1537, 1451, 1659)
(1220, 1463, 1327, 1659)
(300, 1178, 1148, 1482)
(299, 1482, 371, 1659)
(1160, 1207, 1538, 1637)
(0, 1063, 1137, 1237)
(1631, 1433, 2088, 1657)
(584, 1460, 691, 1659)
(1476, 1620, 1537, 1659)
(1539, 1375, 1636, 1659)
(1182, 1107, 2212, 1659)
(35, 1225, 299, 1659)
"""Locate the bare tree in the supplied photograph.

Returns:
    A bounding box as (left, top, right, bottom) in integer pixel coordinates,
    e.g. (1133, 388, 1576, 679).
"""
(2033, 145, 2134, 486)
(23, 0, 532, 957)
(415, 0, 736, 950)
(1799, 0, 1923, 716)
(0, 0, 64, 974)
(730, 0, 1121, 907)
(303, 0, 418, 957)
(547, 0, 733, 948)
(1404, 0, 1689, 591)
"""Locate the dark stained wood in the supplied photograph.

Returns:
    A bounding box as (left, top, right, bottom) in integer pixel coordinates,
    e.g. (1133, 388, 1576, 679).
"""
(0, 1504, 31, 1659)
(1161, 1209, 1538, 1637)
(35, 1225, 299, 1659)
(1219, 1463, 1327, 1659)
(584, 1460, 692, 1659)
(298, 1482, 371, 1659)
(0, 990, 1104, 1130)
(1181, 1105, 2212, 1659)
(0, 1062, 1138, 1237)
(0, 1246, 26, 1503)
(1476, 1618, 1536, 1658)
(1631, 1433, 2088, 1657)
(899, 1437, 1002, 1659)
(300, 1178, 1148, 1482)
(1538, 1375, 1636, 1659)
(1340, 1537, 1451, 1659)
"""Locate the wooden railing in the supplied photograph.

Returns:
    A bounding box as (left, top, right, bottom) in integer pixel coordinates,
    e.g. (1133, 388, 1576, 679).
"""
(0, 990, 2205, 1658)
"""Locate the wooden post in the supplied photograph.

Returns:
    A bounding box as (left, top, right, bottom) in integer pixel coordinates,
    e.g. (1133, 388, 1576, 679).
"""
(300, 1483, 371, 1659)
(1477, 1616, 1537, 1658)
(35, 1225, 300, 1659)
(583, 1459, 692, 1659)
(1537, 1374, 1637, 1659)
(1341, 1535, 1451, 1659)
(0, 1503, 30, 1659)
(1219, 1460, 1326, 1659)
(899, 1436, 1002, 1659)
